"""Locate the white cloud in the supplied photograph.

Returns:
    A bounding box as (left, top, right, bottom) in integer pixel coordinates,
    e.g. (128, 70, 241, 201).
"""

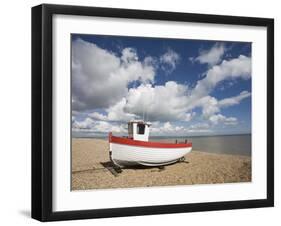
(123, 82, 194, 122)
(150, 121, 213, 135)
(150, 121, 186, 135)
(163, 122, 173, 131)
(72, 117, 126, 134)
(190, 55, 251, 123)
(194, 43, 226, 66)
(89, 81, 196, 123)
(89, 98, 137, 122)
(196, 91, 251, 119)
(72, 39, 156, 110)
(191, 55, 251, 100)
(197, 96, 220, 118)
(187, 122, 212, 133)
(218, 91, 251, 108)
(183, 112, 196, 122)
(72, 117, 95, 130)
(160, 48, 180, 74)
(121, 47, 138, 63)
(94, 121, 126, 133)
(87, 56, 251, 124)
(72, 40, 251, 134)
(189, 123, 210, 130)
(209, 114, 238, 125)
(88, 112, 108, 121)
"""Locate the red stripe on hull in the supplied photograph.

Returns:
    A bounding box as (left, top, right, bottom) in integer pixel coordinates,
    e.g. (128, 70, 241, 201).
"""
(108, 133, 192, 148)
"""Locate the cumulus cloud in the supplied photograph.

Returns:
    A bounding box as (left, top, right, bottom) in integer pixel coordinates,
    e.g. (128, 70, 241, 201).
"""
(197, 96, 220, 118)
(189, 123, 210, 130)
(150, 121, 186, 135)
(218, 91, 251, 108)
(209, 114, 238, 125)
(123, 82, 194, 122)
(84, 54, 251, 126)
(193, 43, 226, 66)
(72, 117, 95, 130)
(72, 117, 126, 133)
(150, 121, 212, 135)
(89, 98, 137, 122)
(72, 39, 251, 135)
(185, 54, 251, 120)
(72, 39, 156, 111)
(196, 91, 251, 119)
(89, 81, 196, 123)
(121, 47, 139, 63)
(160, 49, 180, 74)
(190, 55, 251, 102)
(187, 123, 212, 133)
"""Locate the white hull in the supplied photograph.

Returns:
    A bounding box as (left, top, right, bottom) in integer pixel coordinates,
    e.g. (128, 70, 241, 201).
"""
(110, 142, 192, 167)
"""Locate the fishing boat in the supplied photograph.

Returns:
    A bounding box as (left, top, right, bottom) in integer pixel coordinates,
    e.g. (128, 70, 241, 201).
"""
(109, 120, 192, 167)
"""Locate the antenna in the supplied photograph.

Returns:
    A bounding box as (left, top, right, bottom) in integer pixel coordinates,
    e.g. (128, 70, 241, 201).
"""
(146, 108, 149, 122)
(142, 103, 144, 121)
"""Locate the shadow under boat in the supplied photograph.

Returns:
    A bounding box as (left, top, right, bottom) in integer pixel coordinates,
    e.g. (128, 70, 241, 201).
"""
(100, 157, 189, 177)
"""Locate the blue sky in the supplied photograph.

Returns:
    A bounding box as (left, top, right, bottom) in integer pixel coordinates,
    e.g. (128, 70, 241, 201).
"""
(71, 34, 251, 137)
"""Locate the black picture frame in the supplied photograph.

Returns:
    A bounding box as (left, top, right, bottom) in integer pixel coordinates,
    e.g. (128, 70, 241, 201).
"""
(32, 4, 274, 222)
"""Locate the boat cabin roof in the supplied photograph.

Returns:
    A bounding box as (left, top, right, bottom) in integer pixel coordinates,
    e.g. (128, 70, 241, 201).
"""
(128, 120, 151, 126)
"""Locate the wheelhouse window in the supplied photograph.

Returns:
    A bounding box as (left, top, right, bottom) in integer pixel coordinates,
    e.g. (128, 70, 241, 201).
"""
(137, 124, 145, 134)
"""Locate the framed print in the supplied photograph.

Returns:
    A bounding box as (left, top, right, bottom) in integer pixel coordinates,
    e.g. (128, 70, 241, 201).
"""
(31, 4, 274, 221)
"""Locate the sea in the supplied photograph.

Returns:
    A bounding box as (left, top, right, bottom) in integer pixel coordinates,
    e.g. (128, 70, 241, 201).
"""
(75, 134, 252, 157)
(150, 134, 251, 156)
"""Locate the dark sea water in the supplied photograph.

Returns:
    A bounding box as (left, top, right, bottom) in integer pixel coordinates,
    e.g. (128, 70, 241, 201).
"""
(150, 134, 251, 156)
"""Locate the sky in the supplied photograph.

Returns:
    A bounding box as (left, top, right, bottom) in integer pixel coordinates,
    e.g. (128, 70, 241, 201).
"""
(71, 34, 251, 137)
